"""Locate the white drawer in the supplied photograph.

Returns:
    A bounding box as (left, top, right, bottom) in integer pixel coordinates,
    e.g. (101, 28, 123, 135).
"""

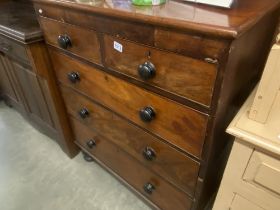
(243, 150, 280, 196)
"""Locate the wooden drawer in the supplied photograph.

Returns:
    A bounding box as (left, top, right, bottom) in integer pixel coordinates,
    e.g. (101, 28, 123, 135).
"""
(34, 3, 155, 46)
(50, 49, 208, 158)
(60, 85, 200, 196)
(104, 35, 217, 107)
(70, 116, 193, 210)
(34, 3, 228, 59)
(243, 150, 280, 196)
(0, 35, 29, 64)
(39, 17, 101, 64)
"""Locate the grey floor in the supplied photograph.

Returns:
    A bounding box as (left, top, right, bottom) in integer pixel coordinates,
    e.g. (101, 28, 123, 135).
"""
(0, 102, 151, 210)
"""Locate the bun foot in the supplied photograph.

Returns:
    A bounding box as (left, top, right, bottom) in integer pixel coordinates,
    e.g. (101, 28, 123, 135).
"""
(82, 151, 94, 162)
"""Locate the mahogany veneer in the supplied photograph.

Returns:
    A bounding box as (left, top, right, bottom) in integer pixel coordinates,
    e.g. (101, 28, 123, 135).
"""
(32, 0, 280, 209)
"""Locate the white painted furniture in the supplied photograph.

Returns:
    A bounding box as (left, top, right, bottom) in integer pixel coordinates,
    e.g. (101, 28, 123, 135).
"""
(213, 35, 280, 210)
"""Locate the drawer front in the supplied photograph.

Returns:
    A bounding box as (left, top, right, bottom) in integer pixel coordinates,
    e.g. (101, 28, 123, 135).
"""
(60, 85, 199, 196)
(51, 50, 208, 158)
(70, 116, 193, 210)
(34, 3, 155, 46)
(0, 35, 29, 64)
(243, 150, 280, 196)
(34, 3, 228, 59)
(104, 35, 217, 107)
(39, 17, 101, 64)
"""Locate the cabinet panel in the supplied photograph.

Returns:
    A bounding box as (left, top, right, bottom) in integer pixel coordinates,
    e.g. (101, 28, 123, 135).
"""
(0, 54, 17, 100)
(0, 53, 24, 110)
(11, 60, 55, 129)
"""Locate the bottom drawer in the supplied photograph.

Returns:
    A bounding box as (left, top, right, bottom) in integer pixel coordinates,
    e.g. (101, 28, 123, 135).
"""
(70, 117, 193, 210)
(60, 84, 199, 196)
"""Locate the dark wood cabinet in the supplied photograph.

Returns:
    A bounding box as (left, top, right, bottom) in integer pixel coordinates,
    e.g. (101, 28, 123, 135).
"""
(32, 0, 280, 209)
(0, 34, 58, 138)
(10, 59, 57, 133)
(0, 1, 78, 157)
(0, 53, 25, 112)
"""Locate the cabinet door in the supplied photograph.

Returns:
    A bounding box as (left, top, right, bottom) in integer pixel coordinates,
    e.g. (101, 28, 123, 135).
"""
(10, 60, 56, 130)
(0, 53, 23, 109)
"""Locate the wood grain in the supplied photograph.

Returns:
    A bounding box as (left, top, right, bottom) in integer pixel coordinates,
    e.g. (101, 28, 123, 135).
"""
(39, 17, 101, 64)
(31, 0, 280, 208)
(50, 49, 208, 158)
(71, 116, 193, 210)
(154, 29, 229, 59)
(104, 35, 217, 107)
(60, 84, 200, 196)
(34, 3, 228, 60)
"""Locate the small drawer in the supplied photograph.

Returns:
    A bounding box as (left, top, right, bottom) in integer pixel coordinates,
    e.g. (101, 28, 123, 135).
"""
(0, 35, 29, 64)
(70, 116, 193, 210)
(60, 85, 200, 196)
(104, 35, 217, 107)
(243, 150, 280, 196)
(50, 49, 208, 158)
(39, 17, 101, 64)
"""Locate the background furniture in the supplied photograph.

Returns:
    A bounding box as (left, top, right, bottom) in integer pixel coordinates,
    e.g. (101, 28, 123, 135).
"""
(213, 34, 280, 210)
(0, 0, 78, 157)
(32, 0, 280, 209)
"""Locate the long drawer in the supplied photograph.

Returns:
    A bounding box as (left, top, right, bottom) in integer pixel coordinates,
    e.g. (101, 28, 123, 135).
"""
(104, 35, 217, 107)
(50, 49, 208, 158)
(60, 85, 200, 196)
(70, 116, 193, 210)
(39, 17, 101, 64)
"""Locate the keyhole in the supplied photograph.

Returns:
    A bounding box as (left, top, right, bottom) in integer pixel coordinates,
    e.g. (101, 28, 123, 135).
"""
(146, 50, 151, 59)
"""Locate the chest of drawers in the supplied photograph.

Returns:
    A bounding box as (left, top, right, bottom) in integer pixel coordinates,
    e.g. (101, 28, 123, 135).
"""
(32, 0, 280, 209)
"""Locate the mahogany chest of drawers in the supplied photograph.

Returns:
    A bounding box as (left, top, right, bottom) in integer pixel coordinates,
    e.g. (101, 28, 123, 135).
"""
(32, 0, 280, 209)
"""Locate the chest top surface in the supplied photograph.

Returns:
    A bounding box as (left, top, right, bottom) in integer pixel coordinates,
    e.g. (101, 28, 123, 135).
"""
(0, 1, 42, 43)
(34, 0, 280, 38)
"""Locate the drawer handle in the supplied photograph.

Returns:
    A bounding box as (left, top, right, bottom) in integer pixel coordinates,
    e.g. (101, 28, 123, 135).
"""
(139, 106, 155, 122)
(138, 62, 156, 80)
(143, 182, 155, 194)
(57, 34, 71, 49)
(68, 72, 80, 83)
(79, 108, 90, 119)
(143, 147, 156, 161)
(86, 139, 96, 149)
